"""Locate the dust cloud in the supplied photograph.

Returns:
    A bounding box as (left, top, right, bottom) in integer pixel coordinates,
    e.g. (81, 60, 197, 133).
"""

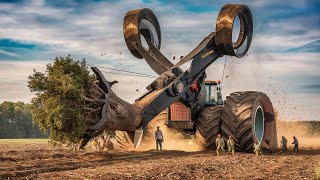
(137, 125, 203, 152)
(276, 112, 320, 148)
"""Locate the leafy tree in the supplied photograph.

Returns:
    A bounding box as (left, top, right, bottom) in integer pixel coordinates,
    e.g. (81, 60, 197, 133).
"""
(28, 55, 94, 144)
(0, 101, 46, 138)
(28, 55, 144, 148)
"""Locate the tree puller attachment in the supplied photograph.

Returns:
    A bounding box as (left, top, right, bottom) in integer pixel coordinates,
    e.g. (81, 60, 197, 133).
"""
(79, 4, 278, 152)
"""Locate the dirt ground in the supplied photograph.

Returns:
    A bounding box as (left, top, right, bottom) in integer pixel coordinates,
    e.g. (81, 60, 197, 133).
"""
(0, 142, 319, 179)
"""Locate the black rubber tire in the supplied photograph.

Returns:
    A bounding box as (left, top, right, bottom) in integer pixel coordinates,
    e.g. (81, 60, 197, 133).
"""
(220, 91, 278, 152)
(195, 106, 223, 150)
(115, 109, 168, 151)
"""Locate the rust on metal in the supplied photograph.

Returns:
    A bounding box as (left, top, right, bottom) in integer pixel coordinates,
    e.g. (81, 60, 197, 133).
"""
(123, 8, 161, 59)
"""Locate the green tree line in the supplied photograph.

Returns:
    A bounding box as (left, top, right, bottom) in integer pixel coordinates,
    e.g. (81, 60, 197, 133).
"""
(0, 101, 47, 138)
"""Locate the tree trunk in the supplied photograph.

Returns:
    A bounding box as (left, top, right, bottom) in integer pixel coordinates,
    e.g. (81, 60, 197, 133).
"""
(79, 68, 148, 148)
(101, 90, 143, 131)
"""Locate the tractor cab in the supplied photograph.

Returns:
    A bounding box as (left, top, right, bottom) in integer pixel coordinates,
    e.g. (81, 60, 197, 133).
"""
(166, 80, 223, 130)
(205, 80, 223, 106)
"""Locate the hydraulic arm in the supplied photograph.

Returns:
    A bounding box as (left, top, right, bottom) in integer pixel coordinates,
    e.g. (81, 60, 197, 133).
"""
(122, 4, 253, 130)
(85, 4, 253, 148)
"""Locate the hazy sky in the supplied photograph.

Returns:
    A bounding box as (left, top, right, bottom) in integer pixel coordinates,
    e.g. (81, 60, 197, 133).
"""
(0, 0, 319, 121)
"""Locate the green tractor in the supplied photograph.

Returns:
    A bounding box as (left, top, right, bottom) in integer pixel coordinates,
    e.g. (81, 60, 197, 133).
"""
(204, 80, 223, 106)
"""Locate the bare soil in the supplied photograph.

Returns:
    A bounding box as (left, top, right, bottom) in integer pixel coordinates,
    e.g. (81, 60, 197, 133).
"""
(0, 143, 319, 179)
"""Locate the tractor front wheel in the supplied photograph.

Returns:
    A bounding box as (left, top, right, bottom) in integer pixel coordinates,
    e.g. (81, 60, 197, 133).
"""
(195, 106, 223, 150)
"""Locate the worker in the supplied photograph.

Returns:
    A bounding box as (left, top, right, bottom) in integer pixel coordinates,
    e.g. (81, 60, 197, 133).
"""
(253, 139, 261, 157)
(227, 135, 235, 155)
(155, 126, 164, 151)
(98, 136, 106, 151)
(92, 137, 99, 151)
(106, 136, 114, 150)
(215, 134, 225, 156)
(292, 136, 299, 153)
(281, 136, 288, 153)
(191, 80, 199, 92)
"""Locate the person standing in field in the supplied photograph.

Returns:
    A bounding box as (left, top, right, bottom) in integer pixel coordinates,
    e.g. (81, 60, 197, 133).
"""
(292, 136, 299, 153)
(281, 136, 288, 153)
(98, 136, 106, 151)
(155, 126, 164, 151)
(91, 137, 99, 151)
(215, 134, 225, 156)
(227, 135, 235, 155)
(106, 136, 114, 150)
(253, 139, 261, 157)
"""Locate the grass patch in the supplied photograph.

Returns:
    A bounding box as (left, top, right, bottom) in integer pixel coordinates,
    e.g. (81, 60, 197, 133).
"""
(0, 139, 49, 144)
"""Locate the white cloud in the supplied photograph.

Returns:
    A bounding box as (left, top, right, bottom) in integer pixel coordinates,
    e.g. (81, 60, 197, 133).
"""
(0, 0, 319, 120)
(206, 52, 320, 120)
(0, 60, 49, 102)
(0, 50, 20, 57)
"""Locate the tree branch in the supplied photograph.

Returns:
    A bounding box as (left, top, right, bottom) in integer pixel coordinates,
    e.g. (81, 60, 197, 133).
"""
(82, 95, 99, 103)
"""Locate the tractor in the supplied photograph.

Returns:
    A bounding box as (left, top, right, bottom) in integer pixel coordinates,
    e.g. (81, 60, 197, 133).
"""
(90, 4, 278, 152)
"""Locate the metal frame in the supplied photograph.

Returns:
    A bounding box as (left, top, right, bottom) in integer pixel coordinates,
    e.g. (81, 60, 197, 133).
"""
(125, 4, 253, 129)
(85, 4, 253, 148)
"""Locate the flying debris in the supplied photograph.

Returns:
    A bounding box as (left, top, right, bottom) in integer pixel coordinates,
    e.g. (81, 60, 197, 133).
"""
(108, 80, 119, 87)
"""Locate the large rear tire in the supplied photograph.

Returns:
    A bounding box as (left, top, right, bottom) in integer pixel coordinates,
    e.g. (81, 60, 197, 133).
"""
(195, 106, 223, 150)
(220, 91, 277, 152)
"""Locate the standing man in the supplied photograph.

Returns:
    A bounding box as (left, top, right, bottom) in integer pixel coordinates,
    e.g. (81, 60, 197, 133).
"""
(253, 139, 261, 157)
(91, 137, 99, 151)
(215, 134, 225, 156)
(106, 136, 114, 150)
(292, 136, 299, 153)
(155, 126, 164, 151)
(281, 136, 288, 153)
(98, 136, 106, 151)
(227, 135, 235, 155)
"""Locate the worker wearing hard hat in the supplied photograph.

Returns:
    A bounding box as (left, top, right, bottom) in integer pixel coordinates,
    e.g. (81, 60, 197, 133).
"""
(281, 136, 288, 153)
(292, 136, 299, 154)
(253, 139, 261, 156)
(215, 134, 225, 156)
(227, 135, 235, 155)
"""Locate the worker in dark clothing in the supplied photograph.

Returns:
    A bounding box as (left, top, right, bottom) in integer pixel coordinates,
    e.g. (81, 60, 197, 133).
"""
(281, 136, 288, 153)
(155, 126, 164, 151)
(292, 136, 299, 153)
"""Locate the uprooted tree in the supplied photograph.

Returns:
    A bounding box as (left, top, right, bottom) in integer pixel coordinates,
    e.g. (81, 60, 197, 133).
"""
(28, 55, 142, 145)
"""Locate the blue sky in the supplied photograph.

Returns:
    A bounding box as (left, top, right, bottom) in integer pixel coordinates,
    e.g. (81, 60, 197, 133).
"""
(0, 0, 319, 121)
